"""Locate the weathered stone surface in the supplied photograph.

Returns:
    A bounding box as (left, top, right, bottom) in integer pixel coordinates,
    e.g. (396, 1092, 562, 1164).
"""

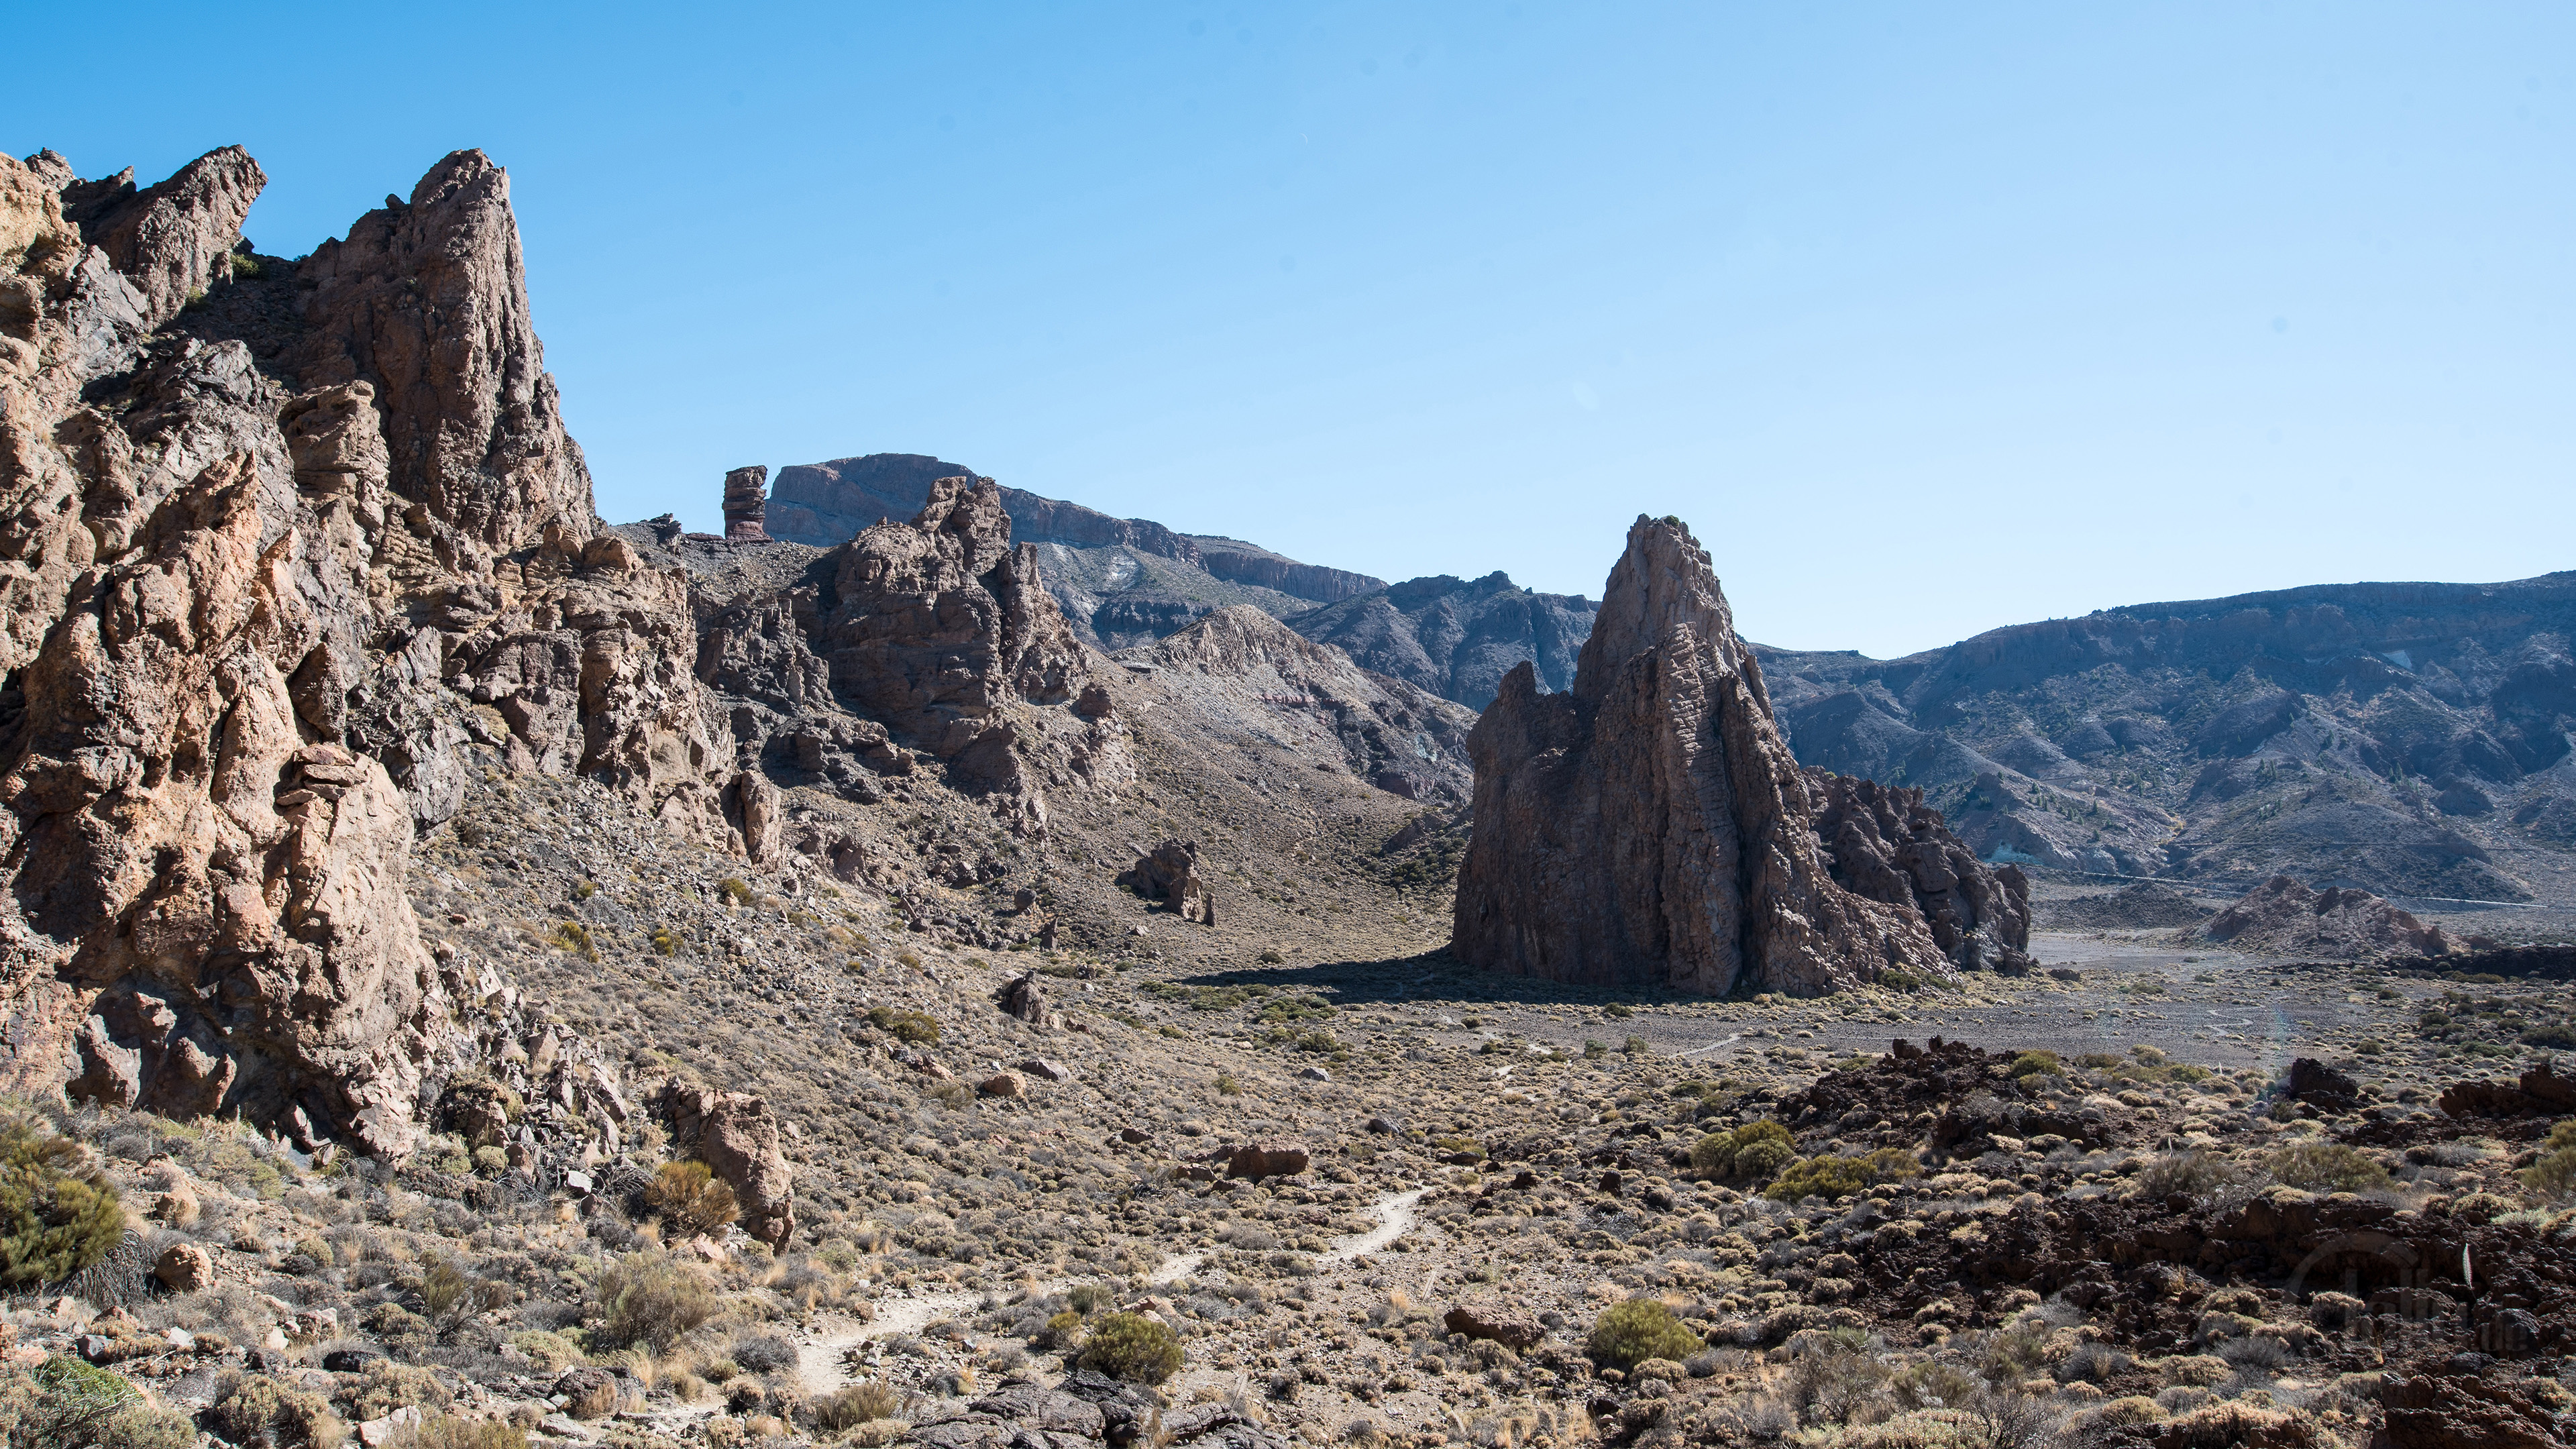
(1443, 1301, 1544, 1350)
(1118, 839, 1214, 924)
(2202, 874, 2453, 959)
(1452, 515, 1951, 996)
(2436, 1059, 2576, 1120)
(62, 145, 264, 328)
(661, 1083, 794, 1249)
(2284, 1056, 2360, 1110)
(2380, 1370, 2569, 1449)
(996, 971, 1061, 1030)
(1227, 1142, 1310, 1179)
(1805, 769, 2033, 973)
(722, 464, 768, 541)
(294, 150, 592, 555)
(152, 1240, 215, 1291)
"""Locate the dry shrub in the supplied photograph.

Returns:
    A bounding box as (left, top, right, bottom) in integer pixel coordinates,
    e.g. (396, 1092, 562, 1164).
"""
(816, 1381, 902, 1431)
(595, 1252, 719, 1351)
(645, 1161, 741, 1237)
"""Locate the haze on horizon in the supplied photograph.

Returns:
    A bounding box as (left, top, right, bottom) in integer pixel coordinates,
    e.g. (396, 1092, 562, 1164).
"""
(9, 2, 2570, 659)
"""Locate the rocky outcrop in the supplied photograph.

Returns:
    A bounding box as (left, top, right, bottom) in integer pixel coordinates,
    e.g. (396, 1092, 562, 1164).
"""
(661, 1083, 794, 1249)
(1290, 571, 1599, 710)
(56, 146, 266, 329)
(721, 465, 767, 541)
(0, 145, 730, 1155)
(1453, 515, 1953, 996)
(1805, 769, 2033, 973)
(2201, 875, 2454, 959)
(1182, 534, 1379, 605)
(2435, 1059, 2576, 1120)
(1118, 839, 1214, 924)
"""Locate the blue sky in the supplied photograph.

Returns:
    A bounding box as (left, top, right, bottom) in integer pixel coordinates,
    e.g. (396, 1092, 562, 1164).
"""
(11, 3, 2571, 657)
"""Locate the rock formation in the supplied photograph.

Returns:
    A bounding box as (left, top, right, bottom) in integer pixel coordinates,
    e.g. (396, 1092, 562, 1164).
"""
(1804, 769, 2033, 973)
(2200, 875, 2454, 959)
(1118, 839, 1216, 924)
(1452, 515, 1960, 996)
(661, 1083, 794, 1248)
(721, 465, 768, 541)
(0, 145, 728, 1155)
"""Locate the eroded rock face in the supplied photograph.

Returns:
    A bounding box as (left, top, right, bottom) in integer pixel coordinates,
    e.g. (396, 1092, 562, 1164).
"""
(662, 1083, 794, 1249)
(2202, 874, 2454, 959)
(721, 465, 767, 541)
(0, 146, 722, 1155)
(1452, 515, 1951, 996)
(1805, 769, 2033, 973)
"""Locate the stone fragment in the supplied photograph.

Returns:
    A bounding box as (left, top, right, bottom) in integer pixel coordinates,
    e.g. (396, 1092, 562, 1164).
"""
(979, 1073, 1025, 1098)
(1019, 1059, 1073, 1083)
(153, 1238, 215, 1293)
(555, 1366, 619, 1420)
(1443, 1302, 1544, 1350)
(2285, 1057, 2360, 1111)
(1227, 1142, 1311, 1179)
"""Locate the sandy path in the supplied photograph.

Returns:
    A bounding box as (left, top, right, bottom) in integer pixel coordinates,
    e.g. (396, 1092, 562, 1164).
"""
(794, 1183, 1426, 1393)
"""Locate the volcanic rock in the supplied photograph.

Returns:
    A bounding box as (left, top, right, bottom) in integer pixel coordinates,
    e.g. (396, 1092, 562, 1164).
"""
(1442, 1302, 1544, 1350)
(1227, 1142, 1311, 1179)
(722, 465, 768, 541)
(661, 1084, 794, 1248)
(2202, 875, 2453, 959)
(152, 1240, 215, 1292)
(60, 144, 265, 327)
(1452, 514, 1953, 996)
(2048, 882, 2210, 929)
(1119, 839, 1216, 924)
(2283, 1057, 2359, 1111)
(2436, 1059, 2576, 1120)
(1805, 769, 2033, 972)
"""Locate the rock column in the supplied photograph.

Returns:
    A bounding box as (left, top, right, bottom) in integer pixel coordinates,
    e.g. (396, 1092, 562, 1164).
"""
(723, 465, 769, 541)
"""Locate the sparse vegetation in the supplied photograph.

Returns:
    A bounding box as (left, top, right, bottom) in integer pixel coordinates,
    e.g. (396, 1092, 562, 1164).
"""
(1071, 1312, 1183, 1384)
(1587, 1299, 1702, 1371)
(0, 1114, 123, 1288)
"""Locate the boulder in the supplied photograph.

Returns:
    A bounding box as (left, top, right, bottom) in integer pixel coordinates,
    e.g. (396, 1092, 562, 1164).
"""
(2436, 1059, 2576, 1120)
(152, 1242, 215, 1292)
(2285, 1057, 2360, 1111)
(1443, 1302, 1544, 1350)
(997, 972, 1059, 1029)
(1452, 515, 1954, 996)
(979, 1073, 1025, 1098)
(554, 1366, 619, 1420)
(661, 1085, 794, 1248)
(1227, 1142, 1311, 1180)
(1117, 839, 1216, 925)
(1020, 1059, 1073, 1083)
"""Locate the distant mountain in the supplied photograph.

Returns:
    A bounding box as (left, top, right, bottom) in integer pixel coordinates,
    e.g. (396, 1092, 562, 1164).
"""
(765, 453, 1383, 647)
(1289, 572, 1600, 710)
(1758, 572, 2576, 906)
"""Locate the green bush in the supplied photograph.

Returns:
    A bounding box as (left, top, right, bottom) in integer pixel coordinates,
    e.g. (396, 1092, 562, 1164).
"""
(1763, 1148, 1921, 1201)
(342, 1360, 451, 1421)
(1586, 1299, 1702, 1372)
(5, 1356, 195, 1449)
(2008, 1051, 2064, 1079)
(593, 1252, 718, 1351)
(2137, 1151, 2239, 1201)
(2267, 1143, 2394, 1195)
(419, 1256, 513, 1334)
(643, 1161, 740, 1237)
(1687, 1120, 1792, 1179)
(1071, 1312, 1183, 1384)
(209, 1370, 343, 1447)
(0, 1114, 123, 1288)
(865, 1006, 940, 1044)
(2520, 1120, 2576, 1198)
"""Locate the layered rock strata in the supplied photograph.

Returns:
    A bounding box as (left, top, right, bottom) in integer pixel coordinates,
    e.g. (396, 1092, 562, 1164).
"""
(1452, 515, 1963, 996)
(722, 464, 768, 541)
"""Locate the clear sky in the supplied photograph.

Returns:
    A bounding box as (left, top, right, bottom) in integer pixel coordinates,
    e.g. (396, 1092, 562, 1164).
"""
(11, 3, 2571, 657)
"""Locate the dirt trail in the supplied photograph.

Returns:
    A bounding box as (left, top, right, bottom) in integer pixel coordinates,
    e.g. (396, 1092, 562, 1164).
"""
(794, 1183, 1427, 1393)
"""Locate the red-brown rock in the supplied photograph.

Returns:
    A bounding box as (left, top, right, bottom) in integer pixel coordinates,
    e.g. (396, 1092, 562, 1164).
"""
(2202, 874, 2453, 959)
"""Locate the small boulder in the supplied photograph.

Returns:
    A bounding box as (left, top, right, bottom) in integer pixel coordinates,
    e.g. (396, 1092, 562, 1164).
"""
(979, 1073, 1026, 1098)
(1299, 1065, 1332, 1082)
(1444, 1302, 1544, 1350)
(153, 1241, 215, 1293)
(2286, 1058, 2360, 1111)
(1020, 1059, 1074, 1083)
(555, 1366, 620, 1419)
(1227, 1142, 1311, 1179)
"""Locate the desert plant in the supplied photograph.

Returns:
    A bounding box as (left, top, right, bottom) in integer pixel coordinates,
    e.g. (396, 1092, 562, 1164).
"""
(718, 878, 755, 906)
(0, 1114, 123, 1288)
(865, 1006, 941, 1044)
(594, 1252, 719, 1351)
(419, 1256, 513, 1335)
(209, 1369, 343, 1448)
(343, 1360, 453, 1421)
(1688, 1120, 1792, 1178)
(1587, 1299, 1702, 1371)
(2008, 1051, 2064, 1079)
(816, 1381, 902, 1431)
(2135, 1150, 2239, 1202)
(731, 1334, 798, 1375)
(2267, 1143, 2394, 1195)
(1071, 1312, 1183, 1384)
(644, 1161, 742, 1237)
(1763, 1148, 1921, 1201)
(385, 1416, 527, 1449)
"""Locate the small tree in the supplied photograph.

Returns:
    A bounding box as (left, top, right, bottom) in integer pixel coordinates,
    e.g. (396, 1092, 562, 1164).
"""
(0, 1115, 123, 1289)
